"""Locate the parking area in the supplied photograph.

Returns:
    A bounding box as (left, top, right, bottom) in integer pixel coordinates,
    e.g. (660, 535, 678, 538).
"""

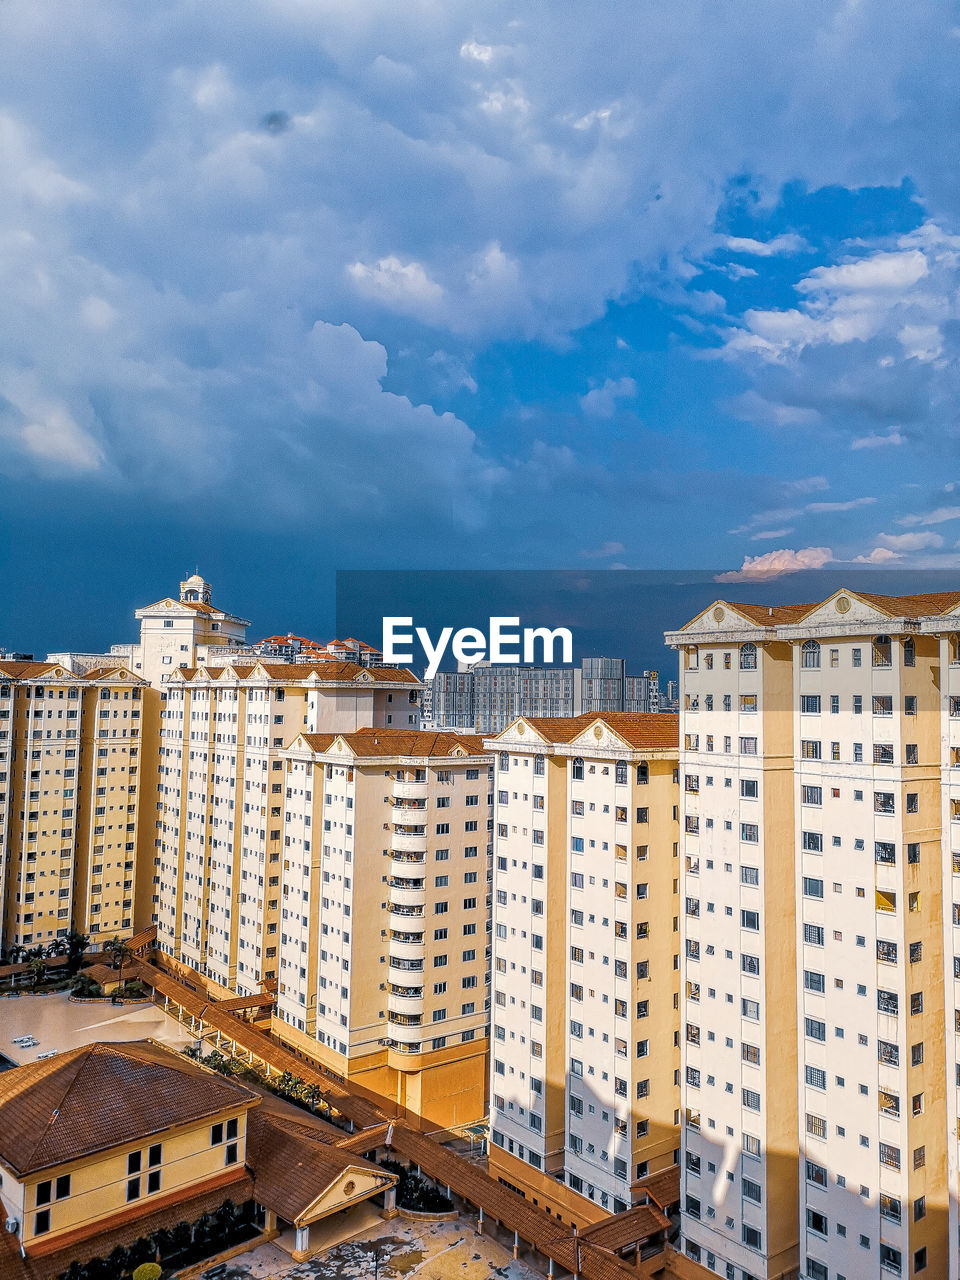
(0, 991, 197, 1065)
(195, 1217, 546, 1280)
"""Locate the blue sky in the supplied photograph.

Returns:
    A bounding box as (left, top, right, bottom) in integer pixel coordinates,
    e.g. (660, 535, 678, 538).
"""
(3, 0, 960, 653)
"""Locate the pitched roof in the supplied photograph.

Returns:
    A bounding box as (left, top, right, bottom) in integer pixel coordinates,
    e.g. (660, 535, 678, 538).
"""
(300, 728, 488, 758)
(507, 713, 678, 750)
(246, 1108, 392, 1222)
(0, 663, 57, 680)
(722, 601, 819, 625)
(851, 589, 960, 618)
(176, 660, 418, 685)
(0, 1042, 259, 1177)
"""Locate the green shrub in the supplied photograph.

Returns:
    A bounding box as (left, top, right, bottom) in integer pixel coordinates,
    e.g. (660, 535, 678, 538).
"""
(133, 1264, 162, 1280)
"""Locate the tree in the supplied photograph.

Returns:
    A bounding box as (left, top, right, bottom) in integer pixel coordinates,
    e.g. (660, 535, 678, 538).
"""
(71, 974, 103, 999)
(132, 1265, 162, 1280)
(103, 936, 132, 998)
(45, 936, 67, 959)
(27, 955, 47, 990)
(65, 928, 90, 974)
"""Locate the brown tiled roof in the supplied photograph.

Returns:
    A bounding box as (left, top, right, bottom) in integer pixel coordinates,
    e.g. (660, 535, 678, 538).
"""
(0, 663, 57, 680)
(505, 713, 677, 750)
(301, 728, 488, 758)
(0, 1042, 259, 1177)
(719, 590, 960, 629)
(581, 1202, 670, 1249)
(334, 1122, 392, 1152)
(178, 661, 418, 685)
(247, 1109, 393, 1222)
(630, 1163, 680, 1211)
(81, 666, 140, 682)
(723, 601, 818, 625)
(852, 589, 960, 617)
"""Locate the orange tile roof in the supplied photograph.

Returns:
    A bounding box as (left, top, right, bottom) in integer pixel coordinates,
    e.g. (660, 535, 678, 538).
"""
(0, 1042, 259, 1176)
(723, 601, 819, 625)
(719, 590, 960, 628)
(246, 1109, 393, 1222)
(300, 727, 489, 758)
(508, 713, 678, 750)
(0, 662, 56, 679)
(852, 589, 960, 617)
(631, 1163, 681, 1210)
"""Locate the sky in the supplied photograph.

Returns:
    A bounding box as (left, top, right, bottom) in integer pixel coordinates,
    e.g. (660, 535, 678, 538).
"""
(3, 0, 960, 655)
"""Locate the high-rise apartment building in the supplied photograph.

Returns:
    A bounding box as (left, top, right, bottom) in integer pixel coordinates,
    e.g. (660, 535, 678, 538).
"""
(580, 657, 626, 714)
(626, 671, 662, 714)
(153, 660, 421, 997)
(0, 660, 146, 949)
(485, 712, 680, 1223)
(428, 658, 662, 734)
(273, 728, 492, 1127)
(666, 588, 957, 1280)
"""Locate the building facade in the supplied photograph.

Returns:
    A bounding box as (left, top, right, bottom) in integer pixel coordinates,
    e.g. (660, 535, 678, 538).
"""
(485, 713, 680, 1224)
(272, 727, 493, 1128)
(667, 588, 958, 1280)
(153, 661, 421, 998)
(0, 661, 146, 951)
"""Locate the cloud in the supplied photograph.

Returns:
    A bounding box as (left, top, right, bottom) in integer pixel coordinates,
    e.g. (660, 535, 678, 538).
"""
(579, 377, 637, 418)
(720, 225, 960, 457)
(715, 546, 832, 581)
(806, 497, 877, 512)
(580, 540, 626, 559)
(875, 530, 944, 551)
(725, 233, 809, 257)
(750, 528, 794, 539)
(851, 428, 905, 450)
(898, 505, 960, 526)
(853, 546, 902, 564)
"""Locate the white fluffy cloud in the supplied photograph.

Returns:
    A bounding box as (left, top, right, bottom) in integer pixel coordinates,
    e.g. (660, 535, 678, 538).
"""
(716, 546, 833, 581)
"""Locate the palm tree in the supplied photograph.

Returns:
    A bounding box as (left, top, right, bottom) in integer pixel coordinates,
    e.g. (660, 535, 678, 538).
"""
(103, 936, 132, 998)
(65, 928, 90, 974)
(27, 954, 47, 990)
(45, 936, 67, 959)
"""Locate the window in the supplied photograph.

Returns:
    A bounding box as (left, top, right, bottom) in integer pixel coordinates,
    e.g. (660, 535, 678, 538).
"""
(801, 785, 821, 806)
(740, 643, 757, 669)
(34, 1209, 50, 1235)
(572, 757, 584, 780)
(873, 635, 892, 667)
(801, 640, 821, 669)
(801, 740, 821, 760)
(800, 695, 821, 714)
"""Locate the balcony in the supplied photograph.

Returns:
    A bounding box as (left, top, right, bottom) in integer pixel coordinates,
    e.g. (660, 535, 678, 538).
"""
(388, 930, 425, 963)
(389, 881, 425, 909)
(388, 987, 424, 1016)
(389, 954, 424, 972)
(392, 828, 427, 853)
(393, 779, 428, 801)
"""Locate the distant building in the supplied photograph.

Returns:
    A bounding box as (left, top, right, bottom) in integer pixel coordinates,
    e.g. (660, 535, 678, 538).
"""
(426, 658, 667, 733)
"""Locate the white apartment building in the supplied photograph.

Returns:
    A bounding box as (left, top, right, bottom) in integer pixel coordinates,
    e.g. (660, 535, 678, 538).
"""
(272, 727, 492, 1127)
(153, 660, 421, 997)
(0, 660, 146, 949)
(667, 588, 955, 1280)
(485, 713, 680, 1226)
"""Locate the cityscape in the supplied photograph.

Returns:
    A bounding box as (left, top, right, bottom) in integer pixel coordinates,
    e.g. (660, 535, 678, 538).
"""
(0, 573, 955, 1280)
(2, 2, 958, 1278)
